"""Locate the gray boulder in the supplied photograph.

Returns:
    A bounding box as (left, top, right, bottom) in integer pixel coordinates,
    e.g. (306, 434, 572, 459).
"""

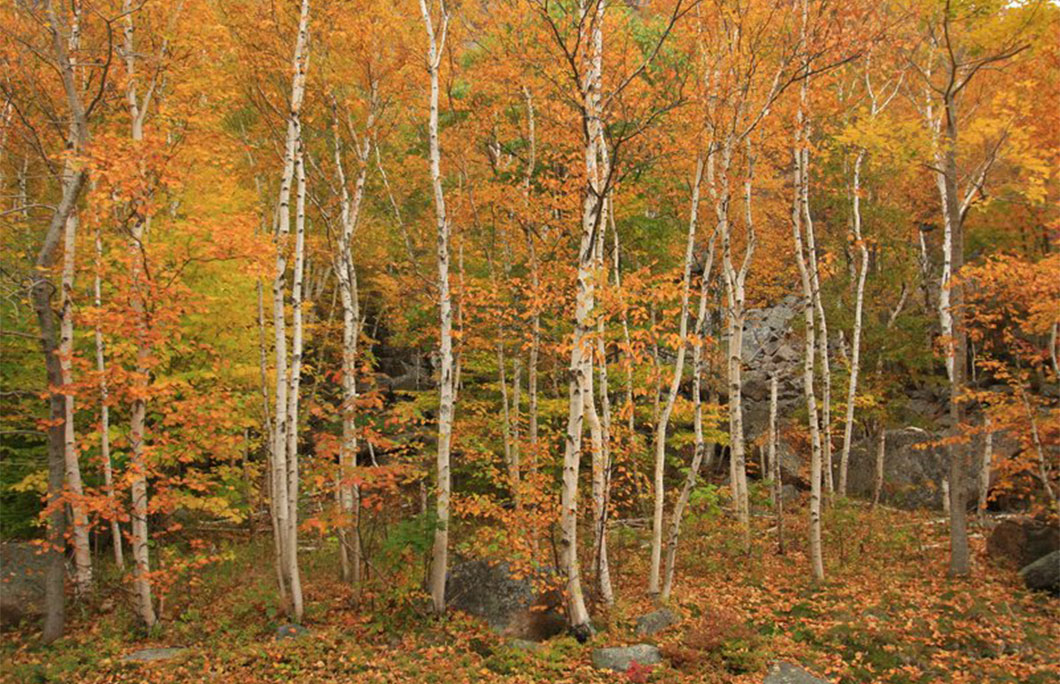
(591, 644, 662, 671)
(845, 427, 997, 510)
(121, 647, 189, 663)
(635, 608, 678, 636)
(988, 518, 1060, 569)
(764, 662, 830, 683)
(1019, 550, 1060, 595)
(0, 543, 47, 627)
(446, 560, 565, 642)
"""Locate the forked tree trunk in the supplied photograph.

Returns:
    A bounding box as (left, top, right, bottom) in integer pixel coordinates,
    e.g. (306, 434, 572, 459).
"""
(36, 0, 92, 642)
(793, 3, 824, 581)
(584, 204, 613, 605)
(333, 103, 372, 584)
(793, 95, 825, 582)
(270, 0, 310, 619)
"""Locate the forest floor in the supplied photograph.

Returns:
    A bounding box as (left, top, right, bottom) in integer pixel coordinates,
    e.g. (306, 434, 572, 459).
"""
(2, 501, 1058, 683)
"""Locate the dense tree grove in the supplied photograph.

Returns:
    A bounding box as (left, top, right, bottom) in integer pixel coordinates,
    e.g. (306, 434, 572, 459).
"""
(0, 0, 1056, 681)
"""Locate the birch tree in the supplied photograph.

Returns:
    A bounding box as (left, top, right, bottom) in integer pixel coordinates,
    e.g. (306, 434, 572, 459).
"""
(332, 93, 376, 584)
(837, 61, 902, 497)
(94, 227, 123, 567)
(650, 154, 705, 597)
(791, 0, 826, 581)
(12, 0, 98, 644)
(270, 0, 311, 620)
(54, 1, 91, 597)
(912, 0, 1030, 577)
(419, 0, 456, 614)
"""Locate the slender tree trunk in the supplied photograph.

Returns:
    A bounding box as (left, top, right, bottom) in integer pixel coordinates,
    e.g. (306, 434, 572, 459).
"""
(872, 428, 886, 508)
(793, 99, 825, 581)
(282, 139, 308, 622)
(978, 417, 992, 515)
(94, 229, 123, 567)
(770, 374, 784, 554)
(650, 155, 704, 595)
(333, 105, 371, 584)
(659, 218, 717, 603)
(798, 90, 834, 499)
(839, 150, 869, 496)
(941, 92, 970, 578)
(59, 212, 92, 596)
(270, 0, 310, 617)
(420, 0, 455, 614)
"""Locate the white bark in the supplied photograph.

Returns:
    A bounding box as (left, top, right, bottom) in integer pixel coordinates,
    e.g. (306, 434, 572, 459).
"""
(770, 374, 784, 553)
(838, 149, 869, 496)
(121, 0, 164, 627)
(715, 136, 754, 549)
(659, 214, 718, 603)
(59, 211, 91, 596)
(872, 428, 885, 508)
(978, 417, 992, 514)
(94, 229, 123, 567)
(650, 154, 704, 596)
(420, 0, 455, 614)
(793, 105, 825, 582)
(270, 0, 310, 620)
(333, 103, 371, 584)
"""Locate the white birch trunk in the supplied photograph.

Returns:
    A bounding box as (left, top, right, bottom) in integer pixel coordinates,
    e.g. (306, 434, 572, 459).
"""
(649, 155, 704, 595)
(420, 0, 455, 614)
(838, 149, 869, 497)
(770, 374, 784, 554)
(872, 428, 885, 508)
(978, 418, 992, 514)
(270, 0, 310, 618)
(792, 116, 825, 582)
(660, 217, 717, 603)
(59, 211, 92, 596)
(121, 0, 158, 626)
(94, 229, 123, 567)
(334, 111, 371, 584)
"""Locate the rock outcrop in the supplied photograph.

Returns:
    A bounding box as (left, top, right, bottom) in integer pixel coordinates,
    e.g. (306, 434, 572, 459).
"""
(1019, 550, 1060, 595)
(988, 518, 1060, 570)
(0, 543, 47, 628)
(445, 560, 565, 642)
(591, 644, 662, 671)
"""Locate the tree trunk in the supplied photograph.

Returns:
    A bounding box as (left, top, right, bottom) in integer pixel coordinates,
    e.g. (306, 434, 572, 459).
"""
(270, 0, 311, 618)
(839, 150, 869, 497)
(978, 417, 992, 514)
(793, 109, 825, 582)
(420, 0, 455, 614)
(650, 155, 705, 595)
(770, 374, 784, 554)
(872, 428, 886, 508)
(94, 229, 123, 567)
(659, 218, 717, 603)
(59, 211, 92, 596)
